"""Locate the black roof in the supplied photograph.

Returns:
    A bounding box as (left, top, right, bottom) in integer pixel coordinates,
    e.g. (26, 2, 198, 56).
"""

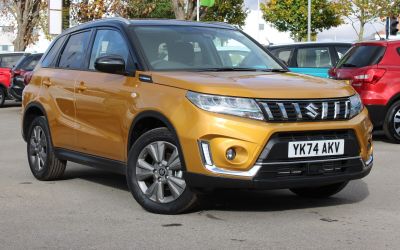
(63, 17, 236, 35)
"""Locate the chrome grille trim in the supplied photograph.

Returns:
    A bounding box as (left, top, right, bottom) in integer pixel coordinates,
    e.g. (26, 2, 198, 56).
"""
(257, 98, 352, 122)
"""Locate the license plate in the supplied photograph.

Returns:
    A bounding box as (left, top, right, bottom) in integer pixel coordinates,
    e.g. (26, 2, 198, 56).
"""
(288, 139, 344, 158)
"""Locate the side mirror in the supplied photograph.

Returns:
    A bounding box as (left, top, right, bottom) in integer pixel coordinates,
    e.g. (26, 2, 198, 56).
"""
(94, 55, 126, 74)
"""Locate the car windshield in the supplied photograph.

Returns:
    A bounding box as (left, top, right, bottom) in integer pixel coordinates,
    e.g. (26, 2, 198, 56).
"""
(336, 45, 386, 68)
(131, 25, 285, 71)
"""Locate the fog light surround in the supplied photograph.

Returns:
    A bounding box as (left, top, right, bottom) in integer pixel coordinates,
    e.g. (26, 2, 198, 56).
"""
(226, 148, 236, 161)
(199, 141, 213, 166)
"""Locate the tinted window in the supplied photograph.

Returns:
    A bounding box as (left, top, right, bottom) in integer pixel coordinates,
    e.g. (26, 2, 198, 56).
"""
(42, 36, 66, 67)
(337, 45, 385, 68)
(89, 29, 129, 70)
(296, 47, 332, 68)
(19, 54, 42, 71)
(0, 54, 23, 68)
(132, 26, 283, 71)
(335, 46, 351, 59)
(59, 31, 91, 69)
(271, 48, 293, 65)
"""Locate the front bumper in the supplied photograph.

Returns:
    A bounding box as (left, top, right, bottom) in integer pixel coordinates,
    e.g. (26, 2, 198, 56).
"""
(185, 155, 373, 190)
(178, 104, 372, 170)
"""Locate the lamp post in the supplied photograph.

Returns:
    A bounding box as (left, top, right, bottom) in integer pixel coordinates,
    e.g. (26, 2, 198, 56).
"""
(307, 0, 311, 41)
(197, 0, 200, 21)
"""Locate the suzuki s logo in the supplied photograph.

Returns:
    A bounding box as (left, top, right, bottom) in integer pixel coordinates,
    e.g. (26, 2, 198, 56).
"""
(305, 103, 319, 119)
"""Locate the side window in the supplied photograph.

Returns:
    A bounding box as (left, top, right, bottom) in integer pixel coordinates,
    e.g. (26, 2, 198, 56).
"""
(59, 31, 91, 69)
(89, 29, 129, 70)
(21, 55, 42, 71)
(0, 55, 22, 68)
(271, 49, 293, 65)
(296, 47, 332, 68)
(335, 46, 351, 60)
(41, 36, 66, 68)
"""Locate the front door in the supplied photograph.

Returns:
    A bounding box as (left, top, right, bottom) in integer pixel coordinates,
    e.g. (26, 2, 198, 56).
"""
(74, 29, 136, 161)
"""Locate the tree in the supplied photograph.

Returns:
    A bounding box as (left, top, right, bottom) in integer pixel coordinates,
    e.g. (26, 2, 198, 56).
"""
(336, 0, 393, 41)
(203, 0, 248, 27)
(0, 0, 45, 51)
(126, 0, 174, 19)
(171, 0, 198, 20)
(261, 0, 343, 41)
(71, 0, 124, 24)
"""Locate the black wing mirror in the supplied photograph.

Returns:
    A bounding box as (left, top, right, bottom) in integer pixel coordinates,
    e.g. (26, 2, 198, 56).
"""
(94, 55, 126, 74)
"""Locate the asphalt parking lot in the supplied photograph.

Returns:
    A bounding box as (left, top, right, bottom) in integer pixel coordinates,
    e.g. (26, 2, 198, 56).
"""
(0, 101, 399, 249)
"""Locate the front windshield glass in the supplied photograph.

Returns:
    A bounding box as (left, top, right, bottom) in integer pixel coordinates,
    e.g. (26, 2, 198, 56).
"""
(131, 25, 284, 71)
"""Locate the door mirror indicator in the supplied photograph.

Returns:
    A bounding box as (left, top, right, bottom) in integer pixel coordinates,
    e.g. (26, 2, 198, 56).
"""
(94, 55, 126, 75)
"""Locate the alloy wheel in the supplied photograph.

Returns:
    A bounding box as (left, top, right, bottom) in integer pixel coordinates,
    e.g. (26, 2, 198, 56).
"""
(135, 141, 186, 204)
(29, 126, 48, 171)
(394, 109, 400, 136)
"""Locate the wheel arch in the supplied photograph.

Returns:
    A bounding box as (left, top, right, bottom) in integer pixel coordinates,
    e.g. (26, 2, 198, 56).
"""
(22, 102, 49, 142)
(127, 111, 187, 169)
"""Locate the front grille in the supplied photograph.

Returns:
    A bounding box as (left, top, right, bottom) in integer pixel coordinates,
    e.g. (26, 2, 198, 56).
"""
(254, 158, 363, 180)
(257, 98, 351, 122)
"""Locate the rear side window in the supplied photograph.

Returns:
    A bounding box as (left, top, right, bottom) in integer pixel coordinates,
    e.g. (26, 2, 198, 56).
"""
(41, 36, 66, 67)
(271, 48, 293, 65)
(59, 31, 91, 69)
(296, 47, 332, 68)
(19, 54, 42, 71)
(0, 55, 22, 68)
(337, 45, 385, 68)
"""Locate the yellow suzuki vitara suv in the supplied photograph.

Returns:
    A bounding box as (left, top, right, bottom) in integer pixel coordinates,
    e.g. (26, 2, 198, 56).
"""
(22, 18, 373, 214)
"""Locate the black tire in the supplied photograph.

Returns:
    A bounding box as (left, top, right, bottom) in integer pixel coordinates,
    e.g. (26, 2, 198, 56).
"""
(290, 181, 348, 198)
(0, 87, 5, 107)
(126, 128, 198, 214)
(27, 116, 66, 180)
(383, 101, 400, 143)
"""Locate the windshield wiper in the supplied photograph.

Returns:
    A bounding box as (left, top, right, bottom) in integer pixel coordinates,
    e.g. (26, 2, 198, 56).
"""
(195, 67, 288, 72)
(196, 67, 261, 72)
(261, 68, 289, 72)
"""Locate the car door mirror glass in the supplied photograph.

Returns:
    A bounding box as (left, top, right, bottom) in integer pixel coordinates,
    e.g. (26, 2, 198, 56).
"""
(94, 55, 126, 74)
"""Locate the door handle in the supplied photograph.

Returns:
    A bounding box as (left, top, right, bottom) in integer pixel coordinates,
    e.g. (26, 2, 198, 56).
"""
(42, 78, 52, 87)
(77, 81, 87, 92)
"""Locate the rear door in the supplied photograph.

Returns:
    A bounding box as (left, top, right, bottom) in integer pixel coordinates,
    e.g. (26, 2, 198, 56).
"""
(291, 46, 333, 78)
(74, 28, 137, 161)
(40, 31, 91, 150)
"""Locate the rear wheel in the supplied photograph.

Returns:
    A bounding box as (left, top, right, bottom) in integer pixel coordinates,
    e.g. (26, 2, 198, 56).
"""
(384, 101, 400, 143)
(290, 181, 348, 198)
(0, 87, 5, 107)
(27, 116, 66, 180)
(126, 128, 198, 214)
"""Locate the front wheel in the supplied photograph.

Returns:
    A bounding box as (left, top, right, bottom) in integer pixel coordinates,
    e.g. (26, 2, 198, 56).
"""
(384, 101, 400, 143)
(290, 181, 348, 198)
(126, 128, 198, 214)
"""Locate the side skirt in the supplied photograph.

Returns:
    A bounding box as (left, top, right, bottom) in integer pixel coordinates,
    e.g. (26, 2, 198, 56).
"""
(54, 148, 126, 175)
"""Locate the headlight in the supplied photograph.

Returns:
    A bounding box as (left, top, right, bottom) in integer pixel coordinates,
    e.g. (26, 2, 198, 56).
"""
(186, 91, 264, 120)
(349, 94, 363, 118)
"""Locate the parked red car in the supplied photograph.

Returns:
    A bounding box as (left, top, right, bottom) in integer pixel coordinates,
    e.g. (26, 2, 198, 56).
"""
(329, 40, 400, 143)
(0, 52, 25, 107)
